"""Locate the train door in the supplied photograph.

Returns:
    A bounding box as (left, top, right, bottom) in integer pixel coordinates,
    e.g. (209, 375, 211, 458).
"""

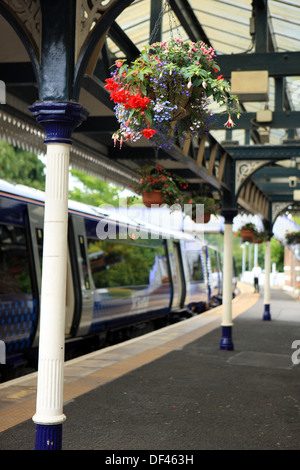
(68, 215, 94, 336)
(167, 240, 185, 310)
(216, 251, 223, 296)
(207, 247, 221, 298)
(27, 204, 75, 345)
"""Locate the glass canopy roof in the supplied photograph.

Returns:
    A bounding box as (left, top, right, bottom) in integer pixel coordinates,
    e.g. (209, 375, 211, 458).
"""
(106, 0, 300, 147)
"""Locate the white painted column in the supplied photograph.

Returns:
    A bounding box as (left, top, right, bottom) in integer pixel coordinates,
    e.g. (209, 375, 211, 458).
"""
(241, 244, 246, 280)
(220, 209, 237, 350)
(30, 101, 88, 450)
(254, 243, 258, 266)
(263, 238, 271, 320)
(33, 142, 70, 426)
(222, 222, 233, 326)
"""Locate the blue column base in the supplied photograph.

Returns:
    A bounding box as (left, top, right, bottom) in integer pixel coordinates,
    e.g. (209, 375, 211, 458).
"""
(35, 424, 62, 450)
(263, 304, 271, 321)
(220, 326, 234, 350)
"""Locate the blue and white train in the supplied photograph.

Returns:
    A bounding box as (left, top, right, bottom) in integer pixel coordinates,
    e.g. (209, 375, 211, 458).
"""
(0, 179, 236, 379)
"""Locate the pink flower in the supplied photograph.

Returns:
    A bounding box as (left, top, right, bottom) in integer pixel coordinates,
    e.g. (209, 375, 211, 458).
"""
(112, 133, 118, 147)
(224, 116, 235, 128)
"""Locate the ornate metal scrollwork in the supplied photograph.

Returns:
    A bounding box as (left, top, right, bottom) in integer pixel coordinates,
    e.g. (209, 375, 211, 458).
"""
(272, 202, 290, 223)
(1, 0, 41, 61)
(235, 160, 269, 194)
(75, 0, 118, 62)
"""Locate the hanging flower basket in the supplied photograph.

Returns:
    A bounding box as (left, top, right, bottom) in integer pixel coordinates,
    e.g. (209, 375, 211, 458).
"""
(128, 164, 188, 207)
(238, 223, 257, 242)
(203, 212, 211, 224)
(253, 231, 268, 244)
(240, 229, 255, 241)
(105, 38, 239, 149)
(142, 190, 163, 207)
(285, 232, 300, 245)
(203, 213, 211, 224)
(182, 195, 220, 223)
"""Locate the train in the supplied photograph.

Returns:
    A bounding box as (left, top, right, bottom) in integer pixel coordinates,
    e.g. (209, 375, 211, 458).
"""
(0, 179, 237, 380)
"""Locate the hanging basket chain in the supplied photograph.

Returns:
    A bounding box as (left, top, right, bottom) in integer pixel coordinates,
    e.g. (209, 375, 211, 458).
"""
(166, 0, 181, 40)
(149, 0, 181, 44)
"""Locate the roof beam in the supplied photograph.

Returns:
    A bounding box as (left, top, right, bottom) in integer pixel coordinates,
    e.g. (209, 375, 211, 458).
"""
(223, 144, 300, 160)
(108, 21, 140, 62)
(255, 182, 296, 193)
(213, 111, 300, 130)
(253, 0, 268, 53)
(253, 167, 300, 178)
(216, 51, 300, 79)
(108, 145, 228, 192)
(150, 0, 163, 43)
(168, 0, 211, 44)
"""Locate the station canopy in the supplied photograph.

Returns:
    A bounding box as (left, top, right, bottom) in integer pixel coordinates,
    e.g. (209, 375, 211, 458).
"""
(1, 0, 300, 223)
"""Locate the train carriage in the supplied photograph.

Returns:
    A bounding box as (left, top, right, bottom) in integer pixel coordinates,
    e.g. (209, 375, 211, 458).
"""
(0, 179, 232, 379)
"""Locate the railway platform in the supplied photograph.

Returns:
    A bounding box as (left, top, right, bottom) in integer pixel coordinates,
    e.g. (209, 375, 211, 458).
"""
(1, 282, 300, 451)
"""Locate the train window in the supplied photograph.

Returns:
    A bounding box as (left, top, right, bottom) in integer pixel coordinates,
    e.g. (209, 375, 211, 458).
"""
(190, 253, 204, 282)
(35, 228, 43, 270)
(78, 235, 90, 289)
(0, 224, 32, 295)
(87, 238, 169, 288)
(209, 250, 218, 273)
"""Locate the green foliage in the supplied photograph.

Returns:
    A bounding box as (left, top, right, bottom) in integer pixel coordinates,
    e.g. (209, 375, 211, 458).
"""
(285, 231, 300, 245)
(182, 195, 220, 216)
(205, 232, 284, 276)
(0, 140, 45, 190)
(128, 164, 187, 206)
(270, 238, 284, 271)
(116, 37, 238, 118)
(69, 169, 121, 207)
(107, 37, 239, 149)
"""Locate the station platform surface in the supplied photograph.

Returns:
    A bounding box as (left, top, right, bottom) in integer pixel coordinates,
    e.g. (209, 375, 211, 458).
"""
(1, 282, 300, 451)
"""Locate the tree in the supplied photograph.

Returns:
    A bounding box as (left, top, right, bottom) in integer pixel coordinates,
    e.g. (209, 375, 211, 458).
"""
(270, 238, 284, 272)
(0, 140, 123, 208)
(0, 139, 45, 190)
(69, 169, 121, 207)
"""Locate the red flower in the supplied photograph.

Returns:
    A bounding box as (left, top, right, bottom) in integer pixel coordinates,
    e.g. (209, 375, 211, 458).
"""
(110, 88, 130, 104)
(104, 78, 120, 91)
(115, 60, 123, 68)
(140, 128, 157, 139)
(217, 75, 223, 81)
(124, 93, 151, 111)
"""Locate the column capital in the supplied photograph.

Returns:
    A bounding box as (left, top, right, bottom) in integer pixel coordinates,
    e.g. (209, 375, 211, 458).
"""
(29, 100, 89, 144)
(221, 208, 238, 224)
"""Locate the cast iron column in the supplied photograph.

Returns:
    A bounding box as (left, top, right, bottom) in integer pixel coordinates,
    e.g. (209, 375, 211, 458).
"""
(29, 101, 88, 450)
(220, 209, 238, 350)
